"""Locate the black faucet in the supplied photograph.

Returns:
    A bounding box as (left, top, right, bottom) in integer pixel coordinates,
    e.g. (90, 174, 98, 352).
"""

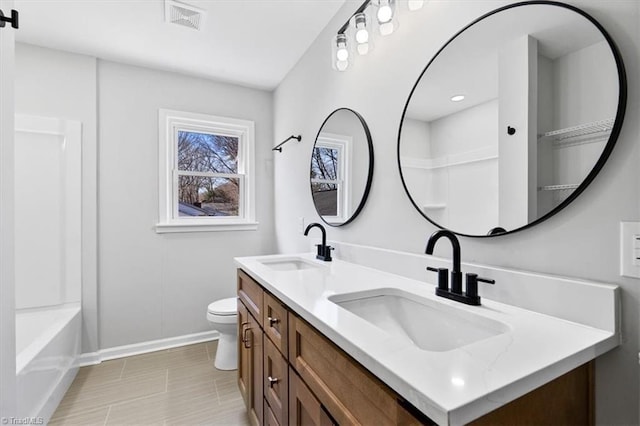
(304, 223, 333, 261)
(425, 230, 494, 305)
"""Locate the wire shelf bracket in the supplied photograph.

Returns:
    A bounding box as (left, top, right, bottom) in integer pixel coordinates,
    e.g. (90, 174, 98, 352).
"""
(538, 118, 614, 144)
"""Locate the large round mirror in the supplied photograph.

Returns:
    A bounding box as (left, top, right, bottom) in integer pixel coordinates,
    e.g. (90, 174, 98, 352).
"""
(398, 1, 626, 237)
(310, 108, 374, 226)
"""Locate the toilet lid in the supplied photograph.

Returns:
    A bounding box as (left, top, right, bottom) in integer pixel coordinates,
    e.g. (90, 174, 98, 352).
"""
(207, 297, 237, 316)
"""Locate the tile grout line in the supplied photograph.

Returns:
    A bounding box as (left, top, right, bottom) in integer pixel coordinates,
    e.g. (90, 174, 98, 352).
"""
(118, 360, 126, 379)
(103, 405, 112, 426)
(213, 378, 221, 404)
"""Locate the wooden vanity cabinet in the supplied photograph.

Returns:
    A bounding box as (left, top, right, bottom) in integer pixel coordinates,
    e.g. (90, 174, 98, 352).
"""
(237, 269, 593, 426)
(237, 270, 265, 426)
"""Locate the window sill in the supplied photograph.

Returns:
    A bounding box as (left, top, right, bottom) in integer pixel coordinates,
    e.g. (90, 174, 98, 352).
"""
(155, 221, 259, 234)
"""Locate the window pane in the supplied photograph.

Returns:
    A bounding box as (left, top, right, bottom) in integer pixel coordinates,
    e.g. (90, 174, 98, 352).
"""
(311, 183, 338, 216)
(178, 130, 238, 173)
(310, 147, 339, 180)
(178, 176, 240, 217)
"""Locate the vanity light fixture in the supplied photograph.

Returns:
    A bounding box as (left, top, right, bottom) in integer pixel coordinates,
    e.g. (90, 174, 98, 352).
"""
(332, 0, 424, 71)
(451, 95, 465, 102)
(333, 33, 350, 71)
(352, 12, 373, 55)
(377, 0, 397, 36)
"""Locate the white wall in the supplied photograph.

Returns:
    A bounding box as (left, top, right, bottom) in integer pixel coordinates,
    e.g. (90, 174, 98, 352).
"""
(14, 43, 99, 354)
(553, 40, 618, 129)
(0, 0, 16, 417)
(97, 60, 275, 349)
(14, 45, 275, 351)
(430, 100, 499, 234)
(273, 1, 640, 423)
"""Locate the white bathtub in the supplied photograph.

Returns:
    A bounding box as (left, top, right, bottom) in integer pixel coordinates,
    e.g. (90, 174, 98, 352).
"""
(16, 304, 81, 423)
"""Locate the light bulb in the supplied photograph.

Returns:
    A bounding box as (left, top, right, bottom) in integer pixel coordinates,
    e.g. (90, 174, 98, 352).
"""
(451, 95, 465, 102)
(354, 13, 369, 44)
(408, 0, 424, 11)
(357, 43, 369, 55)
(336, 60, 349, 71)
(379, 21, 394, 36)
(356, 27, 369, 44)
(336, 45, 349, 61)
(378, 0, 393, 24)
(335, 34, 349, 61)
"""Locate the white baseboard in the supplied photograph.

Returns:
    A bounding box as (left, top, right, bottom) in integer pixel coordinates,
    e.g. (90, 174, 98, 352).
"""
(78, 331, 219, 367)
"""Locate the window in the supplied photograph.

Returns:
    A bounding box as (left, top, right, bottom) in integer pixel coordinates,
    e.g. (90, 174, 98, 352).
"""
(310, 133, 351, 224)
(157, 109, 256, 233)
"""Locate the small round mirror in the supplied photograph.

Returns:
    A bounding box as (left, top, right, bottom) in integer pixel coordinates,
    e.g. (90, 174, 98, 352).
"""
(398, 1, 626, 237)
(310, 108, 374, 226)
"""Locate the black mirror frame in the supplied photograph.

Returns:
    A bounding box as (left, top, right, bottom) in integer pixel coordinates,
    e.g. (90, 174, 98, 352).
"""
(397, 0, 627, 238)
(310, 107, 375, 227)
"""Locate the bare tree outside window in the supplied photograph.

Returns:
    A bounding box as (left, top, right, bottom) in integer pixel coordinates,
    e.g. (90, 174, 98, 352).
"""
(177, 130, 240, 216)
(311, 146, 339, 216)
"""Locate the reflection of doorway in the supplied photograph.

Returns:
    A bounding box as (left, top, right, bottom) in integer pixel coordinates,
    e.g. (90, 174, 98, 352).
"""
(14, 116, 82, 309)
(310, 133, 351, 224)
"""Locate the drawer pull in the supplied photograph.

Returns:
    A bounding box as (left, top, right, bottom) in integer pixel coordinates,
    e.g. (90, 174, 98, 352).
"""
(267, 376, 279, 387)
(242, 325, 251, 349)
(268, 316, 279, 327)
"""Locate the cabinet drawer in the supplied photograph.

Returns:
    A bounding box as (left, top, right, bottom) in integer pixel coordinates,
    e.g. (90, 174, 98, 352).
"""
(238, 269, 263, 322)
(263, 292, 288, 355)
(264, 337, 289, 426)
(288, 313, 398, 426)
(289, 367, 336, 426)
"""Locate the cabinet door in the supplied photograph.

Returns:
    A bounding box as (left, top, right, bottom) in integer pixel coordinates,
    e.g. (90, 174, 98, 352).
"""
(248, 310, 264, 426)
(289, 367, 336, 426)
(265, 401, 281, 426)
(238, 300, 264, 426)
(238, 300, 251, 408)
(264, 337, 288, 425)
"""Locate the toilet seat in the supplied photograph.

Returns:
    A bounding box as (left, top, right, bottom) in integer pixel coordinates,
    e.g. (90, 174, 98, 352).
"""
(207, 297, 238, 324)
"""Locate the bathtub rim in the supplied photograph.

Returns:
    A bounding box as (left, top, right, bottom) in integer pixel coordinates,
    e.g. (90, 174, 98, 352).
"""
(15, 303, 81, 375)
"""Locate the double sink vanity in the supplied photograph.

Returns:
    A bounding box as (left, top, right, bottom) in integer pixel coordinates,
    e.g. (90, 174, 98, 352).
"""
(234, 246, 619, 425)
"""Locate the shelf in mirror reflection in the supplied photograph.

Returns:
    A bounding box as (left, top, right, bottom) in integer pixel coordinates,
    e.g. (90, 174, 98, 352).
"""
(538, 184, 579, 191)
(538, 118, 614, 144)
(423, 203, 447, 210)
(401, 145, 498, 171)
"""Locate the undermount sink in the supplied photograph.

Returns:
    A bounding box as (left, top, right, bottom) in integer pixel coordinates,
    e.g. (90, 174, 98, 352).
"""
(329, 288, 509, 352)
(259, 258, 321, 272)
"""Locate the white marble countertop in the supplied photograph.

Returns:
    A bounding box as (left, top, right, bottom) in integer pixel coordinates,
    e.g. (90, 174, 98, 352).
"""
(234, 253, 619, 425)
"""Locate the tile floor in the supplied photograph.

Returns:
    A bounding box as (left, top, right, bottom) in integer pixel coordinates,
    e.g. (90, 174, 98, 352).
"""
(50, 341, 250, 425)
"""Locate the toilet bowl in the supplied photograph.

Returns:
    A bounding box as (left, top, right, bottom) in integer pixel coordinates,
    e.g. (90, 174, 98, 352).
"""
(206, 297, 238, 370)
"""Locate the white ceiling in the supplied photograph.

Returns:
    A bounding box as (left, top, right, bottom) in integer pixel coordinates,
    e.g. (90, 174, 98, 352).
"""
(14, 0, 346, 90)
(406, 4, 605, 122)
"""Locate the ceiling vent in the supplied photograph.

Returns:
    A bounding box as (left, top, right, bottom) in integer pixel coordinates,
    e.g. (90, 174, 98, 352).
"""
(165, 0, 205, 31)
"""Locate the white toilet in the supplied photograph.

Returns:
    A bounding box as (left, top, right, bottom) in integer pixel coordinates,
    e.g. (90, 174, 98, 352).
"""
(206, 297, 238, 370)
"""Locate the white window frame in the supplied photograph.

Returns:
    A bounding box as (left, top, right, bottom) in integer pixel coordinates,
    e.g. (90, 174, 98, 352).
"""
(156, 109, 257, 233)
(311, 132, 352, 224)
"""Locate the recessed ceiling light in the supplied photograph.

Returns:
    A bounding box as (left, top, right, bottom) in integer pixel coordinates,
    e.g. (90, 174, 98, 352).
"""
(451, 95, 465, 102)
